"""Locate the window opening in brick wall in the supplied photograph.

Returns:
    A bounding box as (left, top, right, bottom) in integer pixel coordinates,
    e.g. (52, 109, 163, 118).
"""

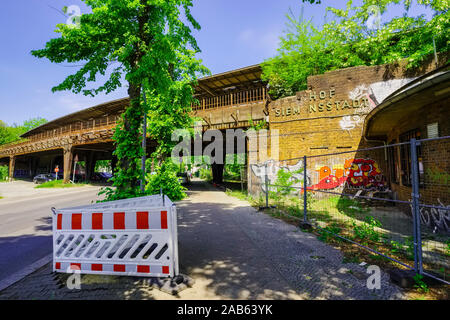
(399, 129, 423, 186)
(387, 140, 399, 184)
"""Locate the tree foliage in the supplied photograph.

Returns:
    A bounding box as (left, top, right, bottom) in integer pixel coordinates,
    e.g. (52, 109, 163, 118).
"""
(31, 0, 207, 199)
(0, 118, 47, 146)
(145, 159, 187, 201)
(262, 0, 449, 98)
(0, 165, 8, 181)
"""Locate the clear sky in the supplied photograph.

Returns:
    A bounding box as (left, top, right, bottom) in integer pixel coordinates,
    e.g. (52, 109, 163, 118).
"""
(0, 0, 433, 125)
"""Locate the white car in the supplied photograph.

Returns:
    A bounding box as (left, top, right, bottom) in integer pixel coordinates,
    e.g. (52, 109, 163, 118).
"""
(177, 172, 191, 185)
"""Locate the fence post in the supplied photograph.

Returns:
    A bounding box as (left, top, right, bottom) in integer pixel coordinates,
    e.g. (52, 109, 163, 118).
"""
(265, 162, 269, 208)
(303, 155, 308, 223)
(410, 138, 423, 275)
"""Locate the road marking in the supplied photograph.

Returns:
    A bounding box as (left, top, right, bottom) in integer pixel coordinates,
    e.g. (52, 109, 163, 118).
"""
(0, 187, 101, 207)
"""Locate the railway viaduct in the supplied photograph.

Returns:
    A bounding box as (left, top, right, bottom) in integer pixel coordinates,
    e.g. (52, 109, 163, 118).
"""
(0, 65, 267, 183)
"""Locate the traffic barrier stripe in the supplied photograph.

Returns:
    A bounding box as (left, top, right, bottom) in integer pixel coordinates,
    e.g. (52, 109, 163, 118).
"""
(137, 265, 150, 273)
(92, 213, 103, 230)
(56, 211, 169, 230)
(137, 211, 149, 229)
(72, 214, 82, 230)
(55, 262, 169, 274)
(57, 214, 62, 230)
(70, 263, 81, 270)
(91, 264, 103, 271)
(114, 212, 125, 229)
(161, 211, 168, 229)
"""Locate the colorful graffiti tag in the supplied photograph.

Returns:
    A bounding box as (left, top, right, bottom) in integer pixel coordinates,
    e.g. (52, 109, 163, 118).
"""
(310, 158, 386, 191)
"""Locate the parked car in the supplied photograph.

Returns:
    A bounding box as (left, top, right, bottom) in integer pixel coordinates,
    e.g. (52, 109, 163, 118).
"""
(33, 173, 56, 184)
(72, 174, 85, 183)
(177, 172, 191, 185)
(91, 172, 113, 182)
(100, 172, 113, 180)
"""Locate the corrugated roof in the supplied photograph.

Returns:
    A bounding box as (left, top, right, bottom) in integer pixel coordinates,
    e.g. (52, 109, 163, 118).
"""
(21, 97, 129, 137)
(194, 64, 264, 96)
(21, 64, 265, 138)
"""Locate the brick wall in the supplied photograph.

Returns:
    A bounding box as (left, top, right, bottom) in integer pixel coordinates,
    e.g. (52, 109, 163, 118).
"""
(387, 98, 450, 206)
(248, 59, 444, 199)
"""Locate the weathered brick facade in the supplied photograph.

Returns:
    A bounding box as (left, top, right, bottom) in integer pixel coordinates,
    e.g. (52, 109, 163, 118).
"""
(385, 98, 450, 207)
(249, 59, 448, 208)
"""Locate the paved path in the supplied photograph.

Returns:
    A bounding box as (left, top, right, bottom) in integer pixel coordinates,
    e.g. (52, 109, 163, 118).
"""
(0, 181, 102, 288)
(0, 181, 405, 300)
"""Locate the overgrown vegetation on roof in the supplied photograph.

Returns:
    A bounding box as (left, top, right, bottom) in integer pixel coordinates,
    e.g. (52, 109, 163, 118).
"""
(262, 0, 449, 98)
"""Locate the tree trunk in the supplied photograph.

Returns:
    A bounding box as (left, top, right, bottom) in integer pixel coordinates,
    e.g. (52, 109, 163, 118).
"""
(115, 83, 143, 193)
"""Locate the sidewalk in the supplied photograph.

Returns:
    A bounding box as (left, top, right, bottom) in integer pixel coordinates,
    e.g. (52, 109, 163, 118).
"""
(0, 181, 405, 300)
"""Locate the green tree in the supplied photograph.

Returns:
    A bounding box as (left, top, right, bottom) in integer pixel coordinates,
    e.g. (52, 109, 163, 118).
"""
(0, 121, 15, 145)
(0, 118, 48, 146)
(22, 118, 47, 132)
(0, 165, 8, 181)
(263, 0, 449, 98)
(31, 0, 207, 199)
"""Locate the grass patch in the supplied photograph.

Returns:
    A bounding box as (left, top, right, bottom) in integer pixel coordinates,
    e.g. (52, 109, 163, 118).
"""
(35, 180, 88, 189)
(224, 188, 449, 300)
(225, 189, 249, 201)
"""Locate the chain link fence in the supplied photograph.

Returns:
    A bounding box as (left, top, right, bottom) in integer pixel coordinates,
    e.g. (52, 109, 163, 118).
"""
(256, 136, 449, 285)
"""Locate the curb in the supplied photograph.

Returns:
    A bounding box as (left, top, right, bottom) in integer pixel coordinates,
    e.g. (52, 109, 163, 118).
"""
(0, 254, 53, 292)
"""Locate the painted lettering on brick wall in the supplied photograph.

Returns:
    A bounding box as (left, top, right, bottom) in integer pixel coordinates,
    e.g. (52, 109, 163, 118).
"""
(310, 158, 386, 191)
(273, 78, 415, 119)
(308, 89, 371, 114)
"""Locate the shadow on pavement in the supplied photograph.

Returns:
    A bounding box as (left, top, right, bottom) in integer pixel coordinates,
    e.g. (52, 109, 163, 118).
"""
(0, 180, 404, 300)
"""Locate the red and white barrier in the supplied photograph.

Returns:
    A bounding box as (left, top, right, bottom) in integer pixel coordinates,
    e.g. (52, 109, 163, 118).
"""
(52, 195, 179, 278)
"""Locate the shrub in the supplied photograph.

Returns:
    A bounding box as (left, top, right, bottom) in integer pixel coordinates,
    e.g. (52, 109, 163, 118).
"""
(352, 216, 382, 243)
(199, 167, 212, 181)
(318, 223, 342, 243)
(0, 165, 8, 181)
(145, 160, 187, 201)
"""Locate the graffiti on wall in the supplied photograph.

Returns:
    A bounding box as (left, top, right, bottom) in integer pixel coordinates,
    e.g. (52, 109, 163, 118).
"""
(341, 78, 414, 132)
(250, 160, 310, 193)
(426, 167, 450, 186)
(310, 158, 386, 191)
(251, 158, 386, 193)
(417, 199, 450, 233)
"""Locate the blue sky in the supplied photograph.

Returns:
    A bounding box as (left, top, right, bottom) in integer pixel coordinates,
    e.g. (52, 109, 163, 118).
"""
(0, 0, 433, 125)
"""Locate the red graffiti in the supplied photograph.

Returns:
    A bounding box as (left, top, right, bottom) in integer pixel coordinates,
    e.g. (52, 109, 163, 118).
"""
(310, 158, 386, 191)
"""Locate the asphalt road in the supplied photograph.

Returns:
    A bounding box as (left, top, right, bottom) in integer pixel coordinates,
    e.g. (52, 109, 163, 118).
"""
(0, 181, 103, 284)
